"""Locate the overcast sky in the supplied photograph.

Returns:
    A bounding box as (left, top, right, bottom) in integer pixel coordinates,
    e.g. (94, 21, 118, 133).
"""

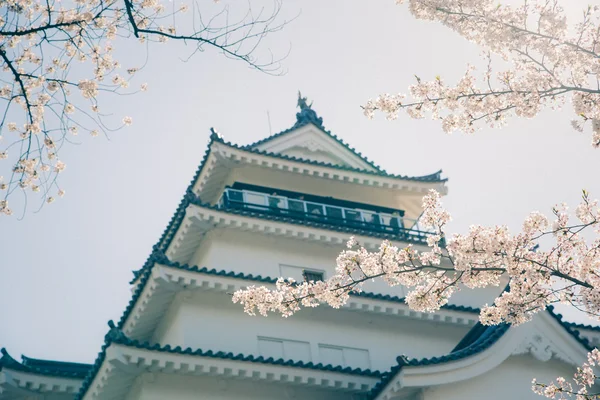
(1, 0, 599, 363)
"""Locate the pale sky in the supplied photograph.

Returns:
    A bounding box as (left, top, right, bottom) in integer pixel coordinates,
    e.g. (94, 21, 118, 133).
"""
(1, 0, 599, 363)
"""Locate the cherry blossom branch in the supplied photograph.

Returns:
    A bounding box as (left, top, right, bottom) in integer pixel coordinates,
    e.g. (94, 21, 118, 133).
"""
(365, 0, 600, 148)
(533, 349, 600, 399)
(0, 0, 289, 216)
(233, 189, 600, 326)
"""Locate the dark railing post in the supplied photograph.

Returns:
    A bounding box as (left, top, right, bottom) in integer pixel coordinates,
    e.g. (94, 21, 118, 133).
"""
(222, 191, 229, 208)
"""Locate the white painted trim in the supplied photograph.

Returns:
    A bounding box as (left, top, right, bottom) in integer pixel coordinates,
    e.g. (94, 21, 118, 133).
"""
(82, 343, 379, 400)
(0, 367, 83, 395)
(252, 124, 378, 172)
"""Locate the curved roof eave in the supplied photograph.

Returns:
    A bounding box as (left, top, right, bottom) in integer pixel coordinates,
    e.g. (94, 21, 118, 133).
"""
(120, 249, 479, 333)
(215, 131, 447, 184)
(74, 321, 382, 400)
(0, 348, 91, 379)
(367, 323, 510, 399)
(369, 306, 597, 400)
(131, 130, 446, 283)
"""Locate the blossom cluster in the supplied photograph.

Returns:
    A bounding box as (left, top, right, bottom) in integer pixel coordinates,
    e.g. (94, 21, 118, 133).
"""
(365, 0, 600, 147)
(533, 349, 600, 399)
(233, 189, 600, 328)
(0, 0, 283, 215)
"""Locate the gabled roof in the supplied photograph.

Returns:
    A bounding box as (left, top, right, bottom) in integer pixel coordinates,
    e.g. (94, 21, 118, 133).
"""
(368, 323, 509, 398)
(136, 98, 447, 279)
(0, 348, 91, 379)
(213, 132, 447, 183)
(244, 93, 384, 172)
(368, 306, 597, 400)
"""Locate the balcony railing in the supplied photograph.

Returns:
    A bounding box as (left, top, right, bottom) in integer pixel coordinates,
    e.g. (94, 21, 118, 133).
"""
(217, 188, 434, 244)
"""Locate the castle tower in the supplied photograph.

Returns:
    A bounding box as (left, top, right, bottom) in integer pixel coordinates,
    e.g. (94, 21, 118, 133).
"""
(1, 95, 595, 400)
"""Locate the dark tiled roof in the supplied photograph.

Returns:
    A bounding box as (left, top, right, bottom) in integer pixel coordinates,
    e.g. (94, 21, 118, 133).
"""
(367, 323, 510, 399)
(368, 306, 599, 399)
(0, 348, 92, 379)
(218, 132, 447, 183)
(243, 114, 386, 173)
(562, 321, 600, 332)
(546, 306, 594, 351)
(124, 254, 480, 329)
(120, 250, 479, 331)
(131, 189, 437, 283)
(74, 322, 382, 399)
(131, 129, 446, 282)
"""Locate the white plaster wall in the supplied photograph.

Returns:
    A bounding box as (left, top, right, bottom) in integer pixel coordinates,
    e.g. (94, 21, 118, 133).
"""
(279, 147, 348, 166)
(151, 294, 185, 345)
(190, 229, 500, 308)
(127, 373, 357, 400)
(423, 355, 576, 400)
(151, 290, 469, 372)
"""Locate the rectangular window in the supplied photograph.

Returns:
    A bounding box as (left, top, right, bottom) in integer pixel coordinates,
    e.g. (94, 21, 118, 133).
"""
(280, 264, 325, 283)
(325, 206, 344, 221)
(268, 196, 286, 209)
(344, 209, 362, 222)
(258, 337, 311, 362)
(258, 338, 284, 360)
(288, 199, 305, 213)
(226, 189, 244, 202)
(245, 192, 267, 207)
(318, 344, 370, 369)
(381, 214, 403, 229)
(362, 211, 381, 225)
(319, 345, 344, 366)
(303, 270, 324, 282)
(306, 202, 324, 217)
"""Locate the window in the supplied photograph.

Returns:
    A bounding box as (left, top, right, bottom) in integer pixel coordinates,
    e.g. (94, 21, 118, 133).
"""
(280, 264, 325, 283)
(226, 189, 244, 203)
(381, 214, 403, 229)
(306, 202, 324, 217)
(268, 196, 286, 210)
(258, 337, 311, 362)
(318, 344, 370, 369)
(344, 209, 362, 222)
(362, 211, 381, 225)
(319, 345, 344, 366)
(288, 199, 305, 213)
(245, 192, 267, 206)
(258, 338, 284, 359)
(303, 270, 324, 282)
(325, 206, 343, 221)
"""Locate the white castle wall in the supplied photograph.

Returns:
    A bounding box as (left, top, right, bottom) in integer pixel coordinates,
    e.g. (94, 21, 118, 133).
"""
(151, 290, 470, 372)
(189, 229, 501, 309)
(423, 355, 575, 400)
(125, 373, 357, 400)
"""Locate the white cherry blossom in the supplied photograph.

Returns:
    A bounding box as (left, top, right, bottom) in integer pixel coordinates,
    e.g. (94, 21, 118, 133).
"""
(233, 189, 600, 398)
(0, 0, 285, 215)
(365, 1, 600, 148)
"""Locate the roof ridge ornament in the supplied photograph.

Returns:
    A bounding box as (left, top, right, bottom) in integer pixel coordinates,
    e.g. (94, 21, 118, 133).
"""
(294, 91, 324, 129)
